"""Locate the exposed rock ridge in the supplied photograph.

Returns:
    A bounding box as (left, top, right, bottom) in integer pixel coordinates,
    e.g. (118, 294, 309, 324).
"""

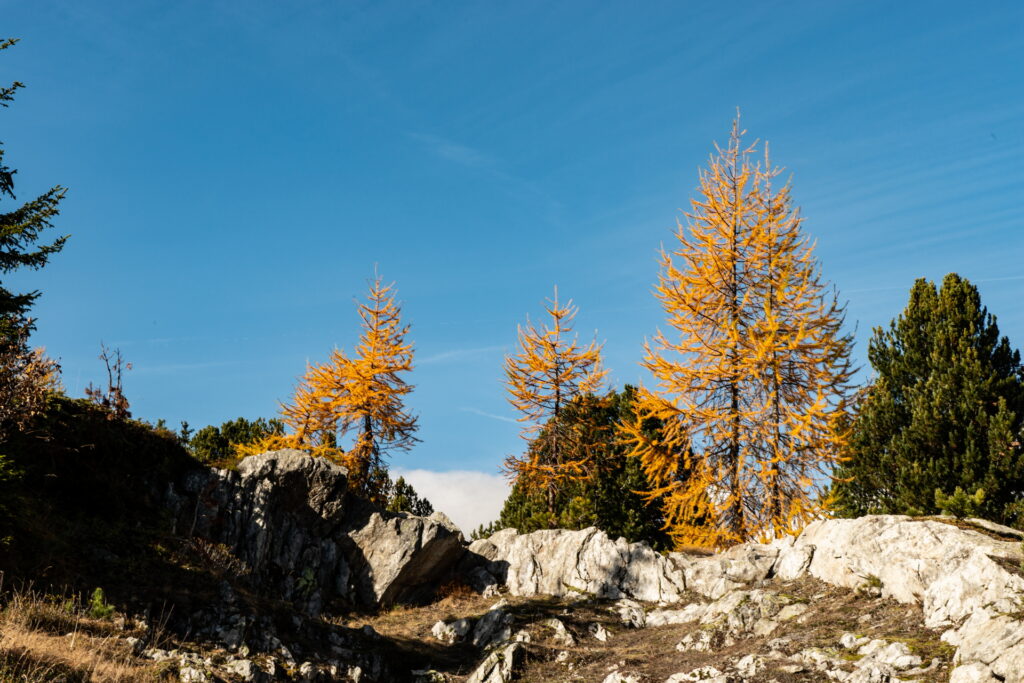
(167, 449, 465, 614)
(470, 515, 1024, 682)
(780, 515, 1024, 682)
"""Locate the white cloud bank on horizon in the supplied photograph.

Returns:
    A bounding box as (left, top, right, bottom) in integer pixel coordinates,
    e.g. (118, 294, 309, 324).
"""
(394, 468, 510, 534)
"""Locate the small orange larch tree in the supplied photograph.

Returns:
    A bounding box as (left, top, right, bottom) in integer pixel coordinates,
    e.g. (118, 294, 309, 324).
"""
(236, 358, 345, 460)
(503, 287, 607, 514)
(240, 273, 417, 503)
(309, 274, 418, 498)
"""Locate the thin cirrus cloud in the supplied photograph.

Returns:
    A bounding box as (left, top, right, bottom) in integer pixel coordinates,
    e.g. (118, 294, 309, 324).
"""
(459, 407, 519, 425)
(131, 360, 246, 376)
(417, 344, 506, 366)
(407, 132, 495, 170)
(407, 131, 563, 218)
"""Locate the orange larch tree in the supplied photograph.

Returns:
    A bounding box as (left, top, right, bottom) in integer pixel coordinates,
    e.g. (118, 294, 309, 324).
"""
(235, 358, 346, 460)
(622, 117, 854, 548)
(310, 274, 418, 499)
(240, 274, 417, 503)
(504, 287, 607, 514)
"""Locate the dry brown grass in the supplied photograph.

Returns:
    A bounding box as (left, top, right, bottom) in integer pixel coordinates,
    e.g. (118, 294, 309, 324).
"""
(0, 588, 167, 682)
(436, 578, 476, 601)
(671, 545, 716, 557)
(340, 590, 495, 643)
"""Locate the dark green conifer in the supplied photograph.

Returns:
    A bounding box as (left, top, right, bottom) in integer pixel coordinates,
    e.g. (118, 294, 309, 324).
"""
(188, 416, 286, 466)
(477, 387, 672, 550)
(0, 39, 67, 350)
(386, 476, 434, 516)
(832, 274, 1024, 524)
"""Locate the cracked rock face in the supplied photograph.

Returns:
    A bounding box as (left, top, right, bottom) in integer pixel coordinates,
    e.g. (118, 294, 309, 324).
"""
(464, 642, 525, 683)
(774, 516, 1024, 682)
(468, 515, 1024, 683)
(468, 527, 688, 603)
(167, 450, 465, 613)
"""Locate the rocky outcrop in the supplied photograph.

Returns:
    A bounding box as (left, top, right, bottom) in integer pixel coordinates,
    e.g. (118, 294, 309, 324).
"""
(466, 527, 688, 603)
(469, 514, 1024, 683)
(464, 642, 525, 683)
(167, 449, 465, 614)
(347, 507, 467, 605)
(773, 516, 1024, 682)
(160, 457, 1024, 682)
(465, 526, 786, 606)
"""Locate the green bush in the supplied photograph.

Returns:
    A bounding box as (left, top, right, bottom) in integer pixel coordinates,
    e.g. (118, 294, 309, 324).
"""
(935, 487, 986, 519)
(87, 587, 114, 620)
(187, 416, 284, 468)
(481, 387, 672, 550)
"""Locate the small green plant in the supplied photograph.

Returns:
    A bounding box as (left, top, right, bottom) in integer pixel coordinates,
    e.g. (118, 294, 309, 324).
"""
(88, 587, 114, 620)
(856, 574, 883, 596)
(296, 567, 316, 597)
(935, 487, 985, 519)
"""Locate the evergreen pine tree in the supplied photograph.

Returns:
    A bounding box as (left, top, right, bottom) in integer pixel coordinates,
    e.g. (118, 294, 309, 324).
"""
(0, 38, 65, 441)
(386, 476, 434, 516)
(0, 39, 67, 351)
(832, 274, 1024, 524)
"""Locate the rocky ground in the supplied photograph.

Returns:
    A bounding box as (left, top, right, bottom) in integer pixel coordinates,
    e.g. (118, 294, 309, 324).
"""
(4, 450, 1024, 682)
(0, 568, 960, 682)
(349, 573, 955, 682)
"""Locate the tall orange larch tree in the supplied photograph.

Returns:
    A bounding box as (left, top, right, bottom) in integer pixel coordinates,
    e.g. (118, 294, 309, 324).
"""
(504, 287, 607, 514)
(622, 116, 854, 548)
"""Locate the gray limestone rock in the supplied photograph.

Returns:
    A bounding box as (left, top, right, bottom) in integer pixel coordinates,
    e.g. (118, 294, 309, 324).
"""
(169, 450, 465, 612)
(472, 600, 513, 648)
(472, 527, 686, 603)
(469, 515, 1024, 683)
(464, 642, 525, 683)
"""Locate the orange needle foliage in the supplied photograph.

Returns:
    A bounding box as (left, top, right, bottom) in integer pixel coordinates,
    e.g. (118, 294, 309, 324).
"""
(504, 287, 607, 513)
(240, 274, 418, 502)
(234, 360, 340, 460)
(313, 275, 418, 495)
(622, 117, 854, 548)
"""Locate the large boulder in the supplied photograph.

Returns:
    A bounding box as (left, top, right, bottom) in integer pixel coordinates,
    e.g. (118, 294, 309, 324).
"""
(773, 515, 1016, 604)
(346, 508, 466, 605)
(468, 527, 687, 603)
(167, 449, 464, 613)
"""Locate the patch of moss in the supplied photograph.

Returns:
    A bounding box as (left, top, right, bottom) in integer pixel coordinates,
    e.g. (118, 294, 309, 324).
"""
(889, 635, 956, 662)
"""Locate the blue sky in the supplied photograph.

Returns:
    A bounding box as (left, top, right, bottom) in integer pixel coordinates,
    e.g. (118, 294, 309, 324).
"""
(4, 1, 1023, 530)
